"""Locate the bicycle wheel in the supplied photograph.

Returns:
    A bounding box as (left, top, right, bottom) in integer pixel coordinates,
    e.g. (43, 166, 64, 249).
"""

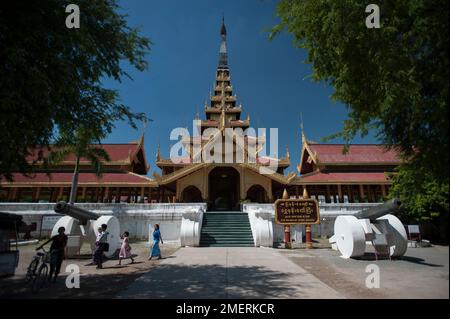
(32, 263, 48, 293)
(25, 258, 39, 283)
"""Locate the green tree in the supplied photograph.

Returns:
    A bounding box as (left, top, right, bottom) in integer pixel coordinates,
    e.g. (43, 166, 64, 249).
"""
(45, 126, 110, 204)
(0, 0, 150, 181)
(272, 0, 449, 225)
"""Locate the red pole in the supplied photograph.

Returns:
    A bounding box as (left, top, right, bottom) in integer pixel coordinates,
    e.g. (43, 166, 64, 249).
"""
(282, 189, 291, 249)
(305, 225, 312, 249)
(284, 225, 291, 249)
(303, 186, 313, 249)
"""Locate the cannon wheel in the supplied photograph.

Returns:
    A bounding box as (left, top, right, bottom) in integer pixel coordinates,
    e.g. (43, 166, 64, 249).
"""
(377, 214, 408, 257)
(334, 215, 366, 258)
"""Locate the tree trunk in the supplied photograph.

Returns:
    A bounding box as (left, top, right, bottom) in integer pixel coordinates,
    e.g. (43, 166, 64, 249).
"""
(69, 156, 80, 205)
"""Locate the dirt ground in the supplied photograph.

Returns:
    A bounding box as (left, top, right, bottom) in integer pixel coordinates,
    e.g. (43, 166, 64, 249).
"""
(0, 240, 179, 299)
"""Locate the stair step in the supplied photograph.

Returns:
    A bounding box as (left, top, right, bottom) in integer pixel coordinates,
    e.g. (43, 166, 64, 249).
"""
(200, 211, 254, 247)
(200, 244, 254, 247)
(200, 231, 252, 236)
(200, 241, 255, 244)
(200, 233, 253, 238)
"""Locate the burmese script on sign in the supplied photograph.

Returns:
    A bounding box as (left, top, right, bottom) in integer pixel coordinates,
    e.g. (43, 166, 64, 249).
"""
(274, 199, 320, 225)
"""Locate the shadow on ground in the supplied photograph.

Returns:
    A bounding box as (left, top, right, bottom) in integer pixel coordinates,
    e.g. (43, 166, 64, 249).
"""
(118, 263, 312, 299)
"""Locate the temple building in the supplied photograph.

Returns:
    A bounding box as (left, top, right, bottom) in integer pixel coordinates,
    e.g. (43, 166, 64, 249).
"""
(0, 19, 401, 207)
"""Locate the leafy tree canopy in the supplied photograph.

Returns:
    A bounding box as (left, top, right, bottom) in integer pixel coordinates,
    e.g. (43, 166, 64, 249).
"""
(0, 0, 150, 180)
(272, 0, 449, 223)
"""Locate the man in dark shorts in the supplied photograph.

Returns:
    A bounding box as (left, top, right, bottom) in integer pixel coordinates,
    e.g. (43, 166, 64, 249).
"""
(36, 226, 68, 282)
(93, 224, 108, 269)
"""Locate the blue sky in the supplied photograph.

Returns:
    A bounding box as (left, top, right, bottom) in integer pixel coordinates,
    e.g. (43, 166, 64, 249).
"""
(103, 0, 377, 175)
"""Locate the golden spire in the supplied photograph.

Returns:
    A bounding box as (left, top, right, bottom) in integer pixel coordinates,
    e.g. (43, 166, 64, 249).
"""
(220, 107, 226, 130)
(300, 112, 307, 144)
(156, 144, 161, 161)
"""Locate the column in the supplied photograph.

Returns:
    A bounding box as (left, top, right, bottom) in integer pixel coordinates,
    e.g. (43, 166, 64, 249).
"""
(337, 184, 342, 203)
(33, 187, 41, 202)
(381, 184, 386, 199)
(11, 188, 18, 202)
(104, 187, 109, 203)
(240, 167, 245, 200)
(116, 187, 121, 203)
(326, 185, 331, 202)
(347, 185, 352, 202)
(140, 187, 145, 203)
(359, 184, 365, 202)
(127, 188, 132, 203)
(57, 187, 64, 201)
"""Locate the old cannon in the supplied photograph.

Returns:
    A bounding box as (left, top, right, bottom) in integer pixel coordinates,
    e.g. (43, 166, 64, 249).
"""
(329, 199, 408, 259)
(52, 201, 120, 258)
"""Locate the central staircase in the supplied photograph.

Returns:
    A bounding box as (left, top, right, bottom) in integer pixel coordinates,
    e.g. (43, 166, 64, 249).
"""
(199, 212, 255, 247)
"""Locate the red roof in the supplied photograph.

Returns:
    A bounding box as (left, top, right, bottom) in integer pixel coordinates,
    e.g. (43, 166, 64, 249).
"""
(299, 171, 392, 183)
(3, 172, 152, 185)
(26, 143, 141, 164)
(308, 144, 400, 164)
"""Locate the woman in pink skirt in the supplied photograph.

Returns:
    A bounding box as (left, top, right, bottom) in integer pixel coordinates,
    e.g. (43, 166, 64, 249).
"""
(118, 231, 134, 265)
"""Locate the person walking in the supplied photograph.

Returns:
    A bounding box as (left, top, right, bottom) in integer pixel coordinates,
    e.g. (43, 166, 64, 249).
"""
(118, 231, 134, 265)
(93, 224, 108, 269)
(36, 226, 68, 283)
(148, 224, 163, 260)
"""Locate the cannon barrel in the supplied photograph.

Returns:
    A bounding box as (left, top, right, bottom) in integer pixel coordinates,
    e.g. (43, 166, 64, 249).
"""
(54, 201, 99, 223)
(354, 198, 402, 221)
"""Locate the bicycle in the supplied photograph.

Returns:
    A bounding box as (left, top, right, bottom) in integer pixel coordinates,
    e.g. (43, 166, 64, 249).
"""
(25, 246, 50, 292)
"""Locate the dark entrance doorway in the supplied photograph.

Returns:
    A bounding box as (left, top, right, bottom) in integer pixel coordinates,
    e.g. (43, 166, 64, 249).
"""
(181, 186, 203, 203)
(208, 167, 240, 211)
(246, 184, 267, 203)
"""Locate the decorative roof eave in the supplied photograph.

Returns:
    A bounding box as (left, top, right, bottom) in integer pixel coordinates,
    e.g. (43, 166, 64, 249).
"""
(297, 138, 318, 174)
(156, 159, 191, 167)
(288, 171, 395, 186)
(242, 163, 296, 185)
(136, 134, 150, 174)
(205, 107, 241, 113)
(33, 160, 133, 166)
(0, 172, 159, 188)
(317, 161, 401, 166)
(288, 178, 394, 186)
(155, 163, 209, 185)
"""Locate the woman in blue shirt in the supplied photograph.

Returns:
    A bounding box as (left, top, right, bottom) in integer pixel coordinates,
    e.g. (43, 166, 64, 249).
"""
(149, 224, 163, 260)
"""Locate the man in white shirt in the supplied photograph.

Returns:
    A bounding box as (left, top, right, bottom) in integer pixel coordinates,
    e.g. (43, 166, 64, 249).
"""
(93, 224, 108, 269)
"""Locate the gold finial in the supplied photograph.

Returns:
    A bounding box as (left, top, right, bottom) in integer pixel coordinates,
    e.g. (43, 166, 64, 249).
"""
(156, 144, 161, 161)
(300, 112, 307, 144)
(282, 189, 289, 199)
(286, 145, 290, 159)
(302, 186, 309, 199)
(220, 107, 226, 129)
(247, 114, 250, 121)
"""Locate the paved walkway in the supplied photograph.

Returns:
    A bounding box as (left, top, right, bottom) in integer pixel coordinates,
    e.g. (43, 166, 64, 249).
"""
(117, 247, 344, 299)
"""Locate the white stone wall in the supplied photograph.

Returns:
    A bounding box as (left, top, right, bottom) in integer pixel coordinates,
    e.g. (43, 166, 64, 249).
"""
(243, 202, 381, 246)
(0, 203, 207, 242)
(0, 202, 380, 244)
